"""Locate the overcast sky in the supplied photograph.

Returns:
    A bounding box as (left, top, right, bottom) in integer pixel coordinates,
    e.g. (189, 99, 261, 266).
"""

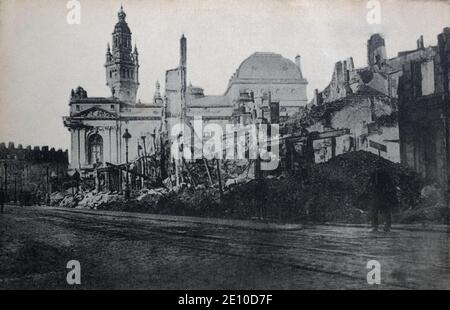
(0, 0, 449, 151)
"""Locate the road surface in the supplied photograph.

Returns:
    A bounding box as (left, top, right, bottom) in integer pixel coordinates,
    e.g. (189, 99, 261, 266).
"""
(1, 205, 449, 289)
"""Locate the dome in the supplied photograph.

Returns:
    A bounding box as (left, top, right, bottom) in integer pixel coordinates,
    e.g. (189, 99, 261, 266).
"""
(114, 21, 131, 34)
(235, 52, 303, 80)
(113, 6, 131, 34)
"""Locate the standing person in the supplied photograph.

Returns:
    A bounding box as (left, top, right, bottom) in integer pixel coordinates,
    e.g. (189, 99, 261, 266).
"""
(367, 167, 398, 232)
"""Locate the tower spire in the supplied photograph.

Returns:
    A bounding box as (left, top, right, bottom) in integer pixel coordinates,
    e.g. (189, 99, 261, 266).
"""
(105, 5, 139, 104)
(118, 4, 126, 21)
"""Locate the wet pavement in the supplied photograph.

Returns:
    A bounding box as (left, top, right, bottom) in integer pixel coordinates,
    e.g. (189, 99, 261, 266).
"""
(0, 205, 449, 289)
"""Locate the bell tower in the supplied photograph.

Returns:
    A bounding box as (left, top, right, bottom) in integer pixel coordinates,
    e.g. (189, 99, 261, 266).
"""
(105, 5, 139, 104)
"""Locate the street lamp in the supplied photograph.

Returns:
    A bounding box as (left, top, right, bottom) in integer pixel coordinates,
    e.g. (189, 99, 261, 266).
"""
(138, 144, 144, 188)
(122, 128, 132, 199)
(141, 136, 148, 176)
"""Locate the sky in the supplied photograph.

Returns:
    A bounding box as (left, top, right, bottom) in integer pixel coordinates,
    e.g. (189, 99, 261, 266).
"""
(0, 0, 449, 151)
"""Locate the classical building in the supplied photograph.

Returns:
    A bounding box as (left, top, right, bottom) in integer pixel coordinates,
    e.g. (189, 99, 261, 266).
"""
(63, 7, 163, 178)
(63, 6, 309, 178)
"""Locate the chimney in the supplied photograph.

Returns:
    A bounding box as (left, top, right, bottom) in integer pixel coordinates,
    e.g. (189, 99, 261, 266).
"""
(314, 89, 322, 106)
(180, 34, 187, 68)
(295, 55, 303, 78)
(417, 35, 424, 49)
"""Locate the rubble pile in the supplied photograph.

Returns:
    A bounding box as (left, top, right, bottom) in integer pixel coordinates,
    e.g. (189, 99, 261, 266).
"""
(50, 151, 429, 224)
(49, 190, 124, 210)
(76, 191, 122, 209)
(49, 192, 65, 206)
(157, 187, 223, 217)
(218, 151, 425, 223)
(304, 150, 424, 222)
(185, 159, 251, 186)
(398, 184, 448, 224)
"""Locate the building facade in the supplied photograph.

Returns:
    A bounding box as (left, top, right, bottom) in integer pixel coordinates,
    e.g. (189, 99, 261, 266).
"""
(63, 6, 309, 177)
(306, 31, 442, 163)
(63, 7, 163, 177)
(398, 28, 450, 193)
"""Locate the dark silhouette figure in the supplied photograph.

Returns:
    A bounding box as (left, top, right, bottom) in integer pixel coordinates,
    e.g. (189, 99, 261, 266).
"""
(0, 188, 5, 214)
(367, 168, 398, 232)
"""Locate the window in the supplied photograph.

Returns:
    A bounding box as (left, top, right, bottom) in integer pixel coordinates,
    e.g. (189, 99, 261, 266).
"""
(110, 71, 112, 78)
(88, 134, 103, 165)
(110, 105, 115, 110)
(76, 105, 80, 111)
(421, 60, 435, 96)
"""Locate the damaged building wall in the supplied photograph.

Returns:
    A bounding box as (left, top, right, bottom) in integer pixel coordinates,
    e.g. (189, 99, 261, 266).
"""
(305, 94, 399, 163)
(304, 31, 443, 164)
(398, 27, 450, 193)
(320, 32, 437, 104)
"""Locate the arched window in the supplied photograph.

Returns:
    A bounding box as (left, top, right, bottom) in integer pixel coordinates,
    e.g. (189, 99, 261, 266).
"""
(88, 134, 103, 165)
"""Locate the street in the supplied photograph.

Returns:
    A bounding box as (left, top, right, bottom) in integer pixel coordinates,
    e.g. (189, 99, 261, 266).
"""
(1, 205, 450, 289)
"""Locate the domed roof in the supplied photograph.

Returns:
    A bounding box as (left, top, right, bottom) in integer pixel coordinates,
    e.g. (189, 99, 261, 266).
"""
(113, 6, 131, 34)
(114, 21, 131, 34)
(235, 52, 303, 80)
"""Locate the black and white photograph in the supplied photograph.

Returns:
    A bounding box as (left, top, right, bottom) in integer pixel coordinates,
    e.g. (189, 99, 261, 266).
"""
(0, 0, 450, 294)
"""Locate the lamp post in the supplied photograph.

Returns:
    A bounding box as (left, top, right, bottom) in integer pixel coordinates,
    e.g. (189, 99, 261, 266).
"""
(141, 136, 147, 176)
(122, 128, 132, 199)
(138, 144, 143, 188)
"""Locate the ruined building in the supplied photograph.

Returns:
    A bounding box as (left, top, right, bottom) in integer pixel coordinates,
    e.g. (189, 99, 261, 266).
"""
(63, 6, 308, 178)
(304, 32, 439, 163)
(398, 27, 450, 192)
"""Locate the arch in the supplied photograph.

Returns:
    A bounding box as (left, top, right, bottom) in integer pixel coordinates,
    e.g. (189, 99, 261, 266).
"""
(87, 133, 103, 165)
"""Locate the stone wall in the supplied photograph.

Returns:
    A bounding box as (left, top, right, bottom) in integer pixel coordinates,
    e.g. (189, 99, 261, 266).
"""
(0, 143, 69, 200)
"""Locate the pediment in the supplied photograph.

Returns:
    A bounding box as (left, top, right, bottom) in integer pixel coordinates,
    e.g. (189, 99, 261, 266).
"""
(73, 107, 118, 119)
